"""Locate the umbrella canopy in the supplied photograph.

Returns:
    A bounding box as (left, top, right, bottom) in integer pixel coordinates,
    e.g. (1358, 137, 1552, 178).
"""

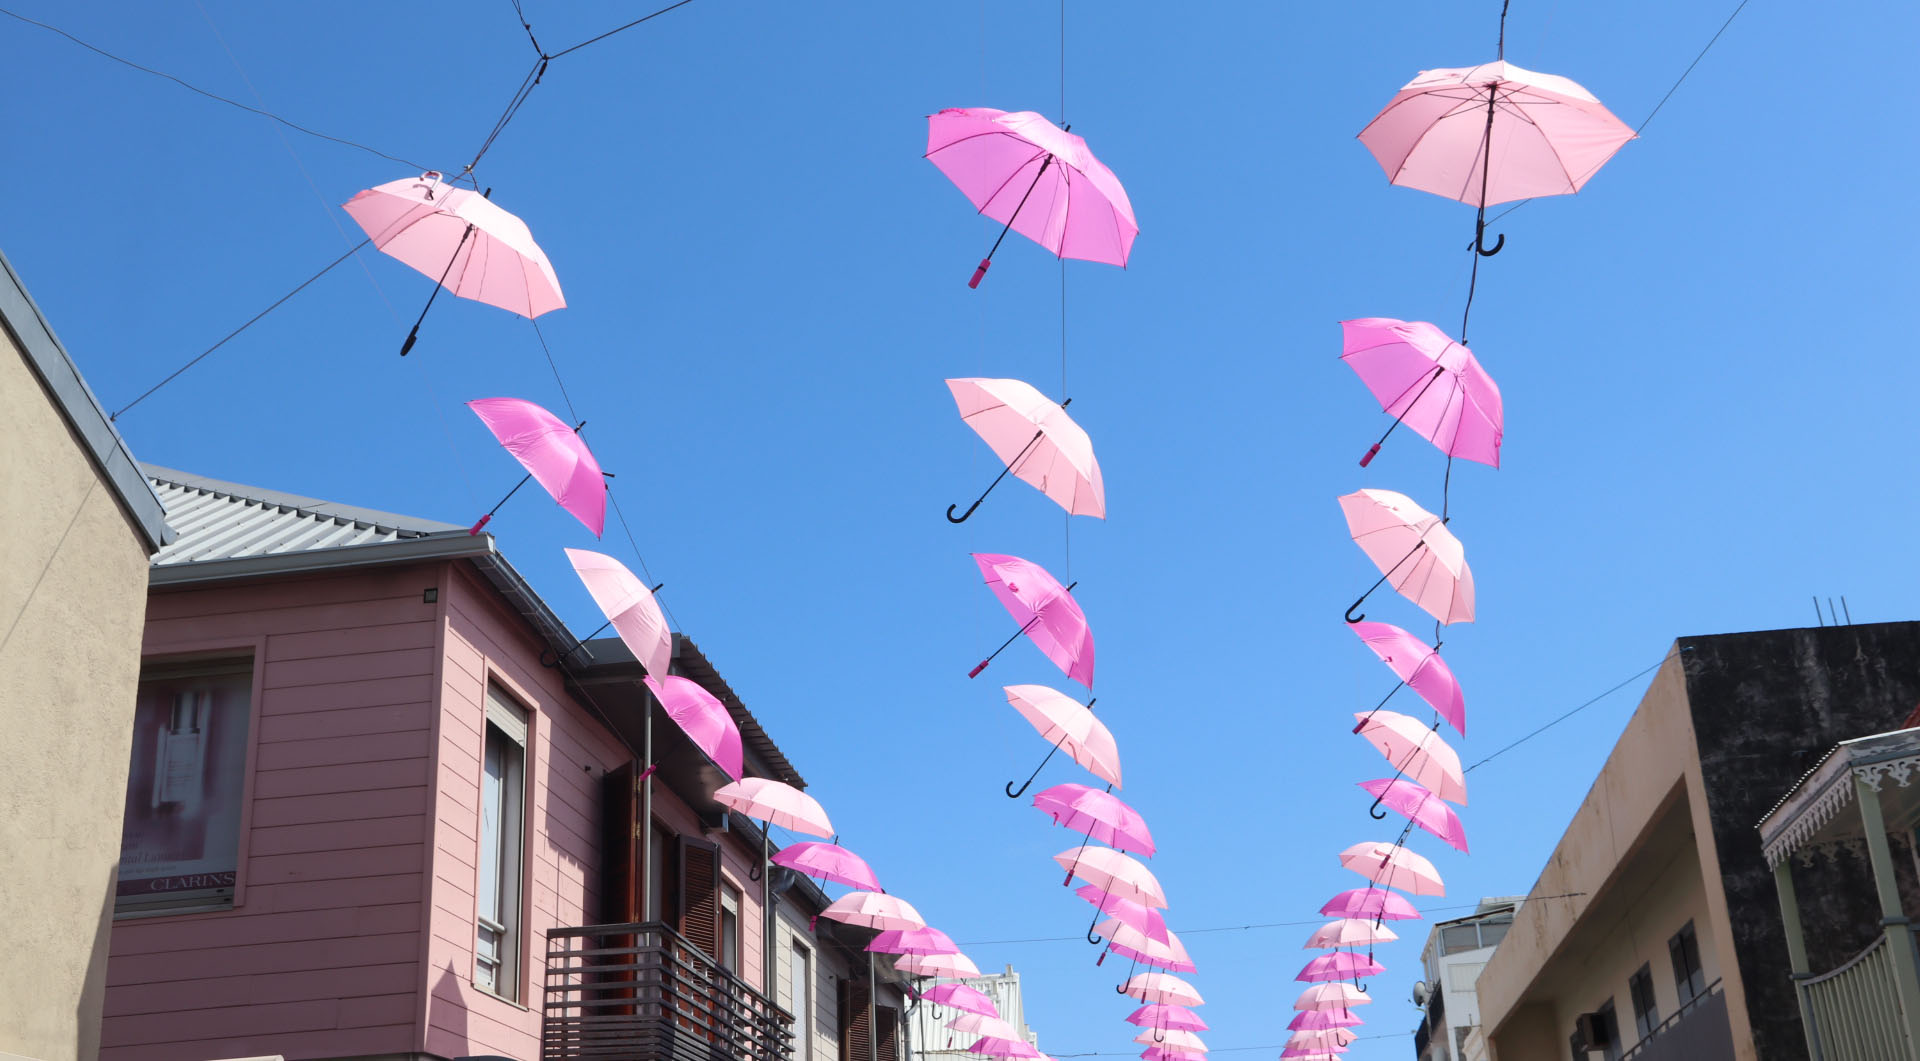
(1297, 952, 1386, 983)
(566, 549, 671, 682)
(926, 107, 1138, 270)
(1056, 846, 1167, 908)
(1133, 1030, 1205, 1052)
(898, 953, 983, 979)
(1340, 318, 1503, 469)
(467, 398, 605, 536)
(1338, 842, 1445, 898)
(868, 926, 960, 956)
(771, 841, 880, 892)
(1294, 983, 1372, 1012)
(344, 172, 564, 317)
(1339, 489, 1474, 626)
(1361, 778, 1470, 853)
(969, 1037, 1042, 1059)
(1120, 973, 1204, 1007)
(712, 778, 834, 838)
(1358, 61, 1635, 208)
(973, 554, 1095, 688)
(1288, 1029, 1357, 1050)
(1126, 1004, 1208, 1033)
(1348, 621, 1466, 736)
(1353, 711, 1467, 805)
(644, 675, 743, 781)
(1279, 1053, 1344, 1061)
(923, 983, 999, 1018)
(1102, 922, 1196, 973)
(819, 891, 923, 931)
(1139, 1050, 1205, 1061)
(1289, 1009, 1364, 1031)
(1035, 784, 1154, 856)
(1304, 917, 1400, 949)
(1076, 884, 1169, 944)
(1006, 684, 1122, 787)
(1320, 887, 1422, 922)
(948, 379, 1105, 519)
(946, 1014, 1024, 1040)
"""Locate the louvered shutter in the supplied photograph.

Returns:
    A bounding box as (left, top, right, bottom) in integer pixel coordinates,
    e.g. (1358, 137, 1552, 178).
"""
(876, 1003, 900, 1061)
(838, 977, 873, 1061)
(677, 834, 723, 959)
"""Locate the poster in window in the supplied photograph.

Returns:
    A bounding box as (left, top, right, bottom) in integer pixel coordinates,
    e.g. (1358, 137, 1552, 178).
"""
(117, 661, 253, 910)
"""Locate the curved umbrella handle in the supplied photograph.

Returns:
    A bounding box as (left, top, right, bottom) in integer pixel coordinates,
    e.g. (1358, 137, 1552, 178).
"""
(1087, 926, 1104, 946)
(1154, 1029, 1166, 1044)
(1345, 598, 1368, 625)
(1367, 792, 1390, 820)
(947, 498, 985, 524)
(1115, 982, 1130, 995)
(748, 862, 764, 882)
(1475, 220, 1505, 257)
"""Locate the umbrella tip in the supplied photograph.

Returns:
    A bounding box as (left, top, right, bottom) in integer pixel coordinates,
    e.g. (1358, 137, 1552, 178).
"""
(969, 259, 991, 288)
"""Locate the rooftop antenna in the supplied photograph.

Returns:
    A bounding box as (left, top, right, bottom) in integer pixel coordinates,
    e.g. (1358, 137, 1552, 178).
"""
(1828, 597, 1841, 627)
(1813, 596, 1824, 626)
(1843, 596, 1854, 624)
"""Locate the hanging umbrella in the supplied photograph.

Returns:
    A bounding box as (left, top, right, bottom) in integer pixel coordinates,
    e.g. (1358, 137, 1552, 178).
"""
(1337, 842, 1445, 898)
(1119, 973, 1204, 1007)
(1320, 887, 1421, 922)
(1139, 1049, 1205, 1061)
(1279, 1052, 1345, 1061)
(1353, 711, 1468, 806)
(1125, 1004, 1208, 1033)
(1348, 621, 1467, 736)
(1303, 918, 1399, 949)
(1361, 778, 1470, 853)
(1289, 1029, 1357, 1051)
(970, 554, 1095, 688)
(1004, 685, 1121, 797)
(1035, 784, 1154, 856)
(946, 379, 1105, 522)
(1295, 983, 1372, 1012)
(868, 926, 960, 956)
(1338, 490, 1474, 626)
(1288, 1010, 1363, 1031)
(898, 952, 983, 979)
(644, 675, 743, 781)
(1341, 319, 1503, 469)
(466, 398, 606, 536)
(819, 891, 923, 932)
(1055, 846, 1167, 908)
(925, 107, 1138, 287)
(712, 778, 834, 838)
(1101, 922, 1195, 973)
(924, 983, 1000, 1018)
(343, 171, 564, 355)
(969, 1037, 1042, 1060)
(1077, 884, 1169, 944)
(949, 1015, 1025, 1041)
(567, 549, 671, 682)
(771, 841, 881, 892)
(1134, 1030, 1205, 1052)
(1297, 952, 1385, 983)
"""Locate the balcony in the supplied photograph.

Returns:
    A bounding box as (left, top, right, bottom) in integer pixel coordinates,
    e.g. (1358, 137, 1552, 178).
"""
(543, 921, 794, 1061)
(1619, 981, 1733, 1061)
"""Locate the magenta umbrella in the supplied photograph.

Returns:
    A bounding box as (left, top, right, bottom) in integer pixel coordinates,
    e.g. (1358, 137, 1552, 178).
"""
(644, 675, 743, 781)
(1361, 778, 1470, 853)
(970, 553, 1094, 688)
(868, 926, 959, 956)
(1126, 1004, 1208, 1033)
(925, 107, 1138, 288)
(1005, 684, 1121, 796)
(1348, 621, 1466, 736)
(1320, 887, 1421, 922)
(771, 841, 880, 892)
(969, 1037, 1042, 1060)
(1288, 1009, 1363, 1031)
(1035, 784, 1154, 856)
(1342, 318, 1502, 470)
(1354, 711, 1467, 807)
(923, 982, 999, 1018)
(1297, 952, 1385, 983)
(713, 778, 834, 839)
(466, 398, 606, 536)
(567, 549, 670, 684)
(1339, 490, 1473, 626)
(1056, 846, 1166, 908)
(1077, 884, 1169, 944)
(947, 378, 1105, 522)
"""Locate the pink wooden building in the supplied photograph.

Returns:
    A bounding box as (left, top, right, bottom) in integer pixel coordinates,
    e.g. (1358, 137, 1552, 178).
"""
(103, 466, 906, 1061)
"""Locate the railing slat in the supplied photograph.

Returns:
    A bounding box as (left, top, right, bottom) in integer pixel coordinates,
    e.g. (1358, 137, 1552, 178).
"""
(1799, 931, 1920, 1061)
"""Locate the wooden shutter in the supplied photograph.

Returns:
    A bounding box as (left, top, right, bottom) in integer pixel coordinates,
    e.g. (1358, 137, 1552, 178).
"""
(600, 762, 641, 924)
(875, 1003, 900, 1061)
(677, 834, 723, 959)
(837, 976, 873, 1061)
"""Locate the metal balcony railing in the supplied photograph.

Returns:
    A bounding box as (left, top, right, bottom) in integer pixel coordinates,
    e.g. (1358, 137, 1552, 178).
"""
(543, 921, 794, 1061)
(1800, 932, 1912, 1060)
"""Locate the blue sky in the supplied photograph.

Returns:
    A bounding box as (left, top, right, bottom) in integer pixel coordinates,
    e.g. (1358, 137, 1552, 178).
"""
(6, 0, 1918, 1056)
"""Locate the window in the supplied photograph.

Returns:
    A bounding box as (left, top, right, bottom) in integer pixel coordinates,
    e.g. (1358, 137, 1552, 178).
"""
(791, 942, 812, 1061)
(1595, 999, 1622, 1061)
(117, 656, 255, 915)
(721, 884, 742, 971)
(1628, 963, 1659, 1039)
(1668, 921, 1706, 1004)
(476, 686, 528, 1000)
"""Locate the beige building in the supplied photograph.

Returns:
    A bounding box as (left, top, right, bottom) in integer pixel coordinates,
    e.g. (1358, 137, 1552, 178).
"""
(0, 250, 172, 1060)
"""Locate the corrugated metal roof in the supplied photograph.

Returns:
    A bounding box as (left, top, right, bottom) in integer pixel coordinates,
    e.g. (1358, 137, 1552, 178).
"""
(143, 463, 464, 567)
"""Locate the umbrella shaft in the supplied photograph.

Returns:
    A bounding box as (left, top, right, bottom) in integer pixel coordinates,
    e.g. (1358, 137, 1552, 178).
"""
(985, 154, 1057, 262)
(402, 223, 477, 355)
(1371, 366, 1447, 450)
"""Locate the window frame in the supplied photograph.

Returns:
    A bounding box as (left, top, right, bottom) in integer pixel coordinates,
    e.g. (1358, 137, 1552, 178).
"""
(721, 882, 743, 972)
(1668, 920, 1706, 1005)
(475, 682, 532, 1003)
(1628, 963, 1659, 1039)
(790, 940, 813, 1061)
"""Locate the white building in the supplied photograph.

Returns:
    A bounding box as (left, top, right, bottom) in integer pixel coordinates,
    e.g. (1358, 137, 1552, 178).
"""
(1414, 897, 1523, 1061)
(909, 964, 1040, 1060)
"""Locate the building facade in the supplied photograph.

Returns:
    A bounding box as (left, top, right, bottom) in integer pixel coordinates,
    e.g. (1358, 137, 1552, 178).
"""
(1413, 898, 1519, 1061)
(909, 965, 1040, 1061)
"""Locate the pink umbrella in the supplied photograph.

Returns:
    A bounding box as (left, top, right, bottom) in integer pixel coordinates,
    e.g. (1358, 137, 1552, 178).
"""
(947, 379, 1105, 522)
(970, 554, 1094, 688)
(713, 778, 834, 839)
(1288, 1010, 1363, 1031)
(1320, 887, 1421, 922)
(1338, 490, 1473, 626)
(819, 891, 923, 931)
(1101, 922, 1195, 973)
(644, 675, 743, 781)
(1354, 711, 1467, 806)
(868, 926, 960, 956)
(343, 171, 564, 355)
(923, 982, 999, 1018)
(1289, 1029, 1357, 1050)
(1279, 1052, 1344, 1061)
(1341, 319, 1502, 470)
(898, 952, 983, 979)
(925, 107, 1138, 287)
(969, 1037, 1042, 1060)
(1348, 621, 1466, 736)
(1055, 846, 1166, 908)
(1303, 918, 1399, 950)
(948, 1014, 1024, 1040)
(1076, 884, 1169, 944)
(1295, 983, 1372, 1012)
(567, 549, 671, 683)
(1361, 778, 1469, 853)
(466, 398, 606, 537)
(771, 841, 880, 892)
(1119, 973, 1203, 1007)
(1338, 842, 1444, 898)
(1034, 784, 1154, 856)
(1005, 684, 1121, 795)
(1134, 1030, 1205, 1052)
(1139, 1049, 1205, 1061)
(1297, 952, 1385, 983)
(1126, 1004, 1208, 1033)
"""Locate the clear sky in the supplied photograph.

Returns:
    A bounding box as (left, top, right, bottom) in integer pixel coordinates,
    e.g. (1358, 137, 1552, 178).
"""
(6, 0, 1918, 1056)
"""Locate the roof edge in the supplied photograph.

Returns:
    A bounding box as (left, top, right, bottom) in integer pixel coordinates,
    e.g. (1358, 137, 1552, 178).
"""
(143, 462, 464, 535)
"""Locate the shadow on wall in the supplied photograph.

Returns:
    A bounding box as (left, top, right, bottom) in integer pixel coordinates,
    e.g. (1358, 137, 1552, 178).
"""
(77, 865, 115, 1061)
(429, 961, 472, 1059)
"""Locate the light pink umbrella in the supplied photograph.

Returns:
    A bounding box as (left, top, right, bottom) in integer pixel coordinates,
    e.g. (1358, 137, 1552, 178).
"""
(713, 778, 834, 839)
(1339, 489, 1474, 626)
(1139, 1049, 1205, 1061)
(1119, 973, 1203, 1007)
(1126, 1004, 1208, 1033)
(925, 107, 1138, 287)
(1077, 884, 1169, 944)
(1035, 784, 1154, 856)
(772, 841, 880, 892)
(970, 554, 1094, 688)
(1342, 319, 1502, 470)
(1348, 621, 1466, 736)
(644, 675, 743, 781)
(567, 549, 671, 683)
(1279, 1052, 1345, 1061)
(1289, 1010, 1363, 1031)
(947, 379, 1105, 522)
(1101, 922, 1195, 973)
(1289, 1029, 1357, 1049)
(1294, 983, 1372, 1012)
(923, 982, 999, 1018)
(1320, 887, 1421, 922)
(969, 1037, 1042, 1060)
(948, 1014, 1024, 1041)
(1134, 1030, 1205, 1052)
(1055, 846, 1167, 908)
(1354, 711, 1467, 806)
(898, 952, 983, 979)
(868, 926, 960, 956)
(1297, 952, 1385, 983)
(819, 891, 923, 931)
(1338, 842, 1444, 898)
(1303, 918, 1399, 950)
(466, 398, 606, 537)
(1005, 684, 1121, 795)
(343, 171, 564, 355)
(1361, 778, 1469, 853)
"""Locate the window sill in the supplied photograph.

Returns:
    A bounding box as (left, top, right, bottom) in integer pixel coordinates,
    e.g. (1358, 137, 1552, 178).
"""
(471, 981, 531, 1012)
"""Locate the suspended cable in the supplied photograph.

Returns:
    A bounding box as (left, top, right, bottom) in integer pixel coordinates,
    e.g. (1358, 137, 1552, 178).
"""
(1463, 649, 1681, 772)
(548, 0, 699, 59)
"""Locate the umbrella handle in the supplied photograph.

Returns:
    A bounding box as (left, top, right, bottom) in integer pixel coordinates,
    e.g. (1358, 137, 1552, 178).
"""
(1344, 598, 1368, 625)
(1359, 443, 1381, 467)
(947, 498, 986, 524)
(1367, 792, 1389, 820)
(1475, 217, 1505, 257)
(1087, 927, 1104, 946)
(1115, 983, 1130, 995)
(1154, 1029, 1165, 1044)
(748, 863, 763, 882)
